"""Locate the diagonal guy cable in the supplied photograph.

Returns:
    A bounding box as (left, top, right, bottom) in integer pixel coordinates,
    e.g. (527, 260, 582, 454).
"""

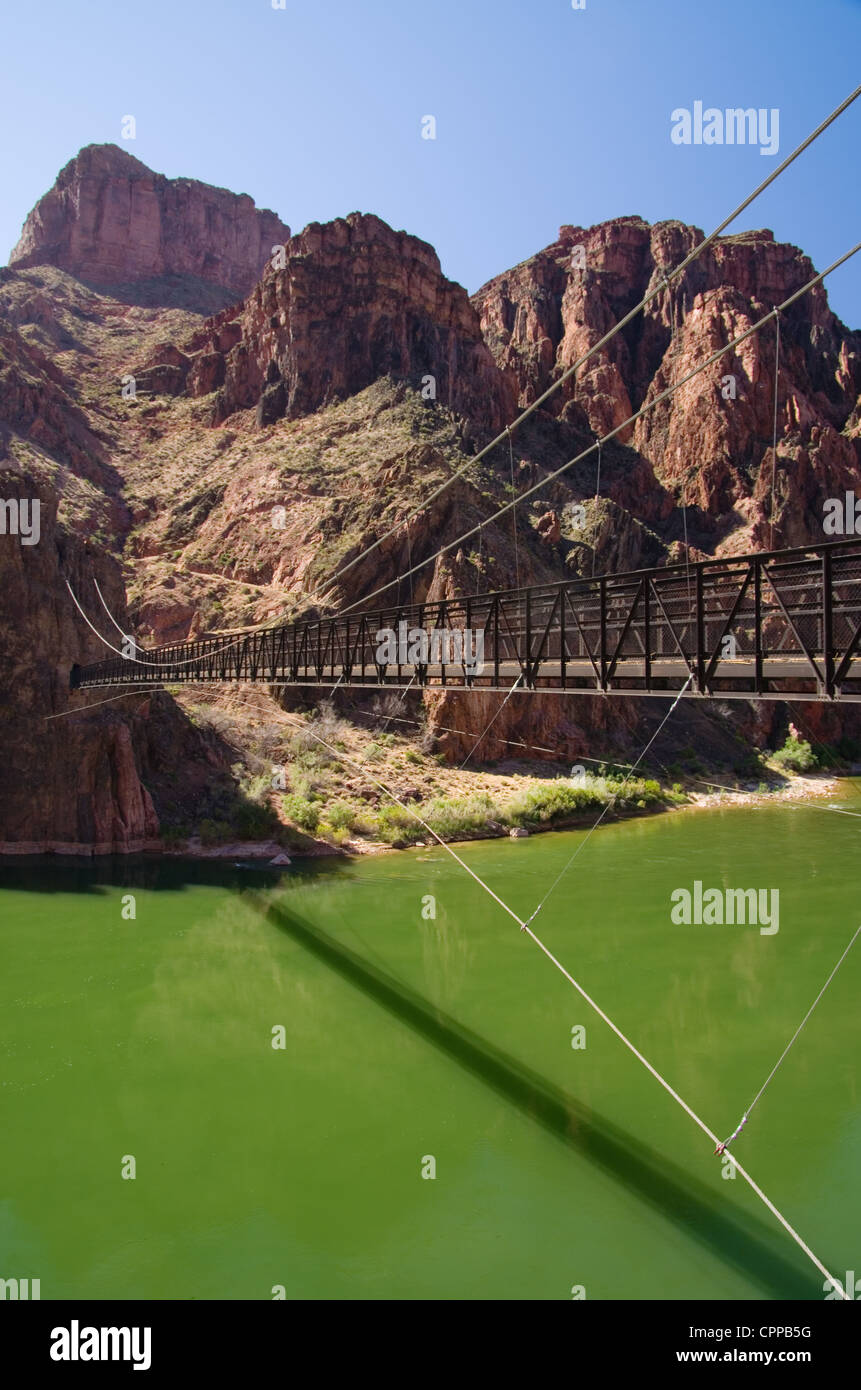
(523, 674, 694, 929)
(743, 922, 861, 1123)
(295, 726, 849, 1300)
(44, 687, 171, 719)
(459, 674, 523, 769)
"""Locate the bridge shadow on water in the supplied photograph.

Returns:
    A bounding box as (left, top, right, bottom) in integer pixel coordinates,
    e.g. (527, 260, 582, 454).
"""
(245, 890, 822, 1300)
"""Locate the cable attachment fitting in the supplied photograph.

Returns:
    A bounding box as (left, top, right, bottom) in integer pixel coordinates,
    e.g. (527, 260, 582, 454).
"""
(714, 1113, 749, 1156)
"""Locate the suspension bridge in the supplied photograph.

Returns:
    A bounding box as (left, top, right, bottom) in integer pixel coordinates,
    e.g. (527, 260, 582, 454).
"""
(70, 537, 861, 702)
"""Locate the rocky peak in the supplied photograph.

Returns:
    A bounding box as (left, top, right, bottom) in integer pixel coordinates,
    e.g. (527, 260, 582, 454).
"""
(8, 144, 290, 304)
(140, 210, 515, 433)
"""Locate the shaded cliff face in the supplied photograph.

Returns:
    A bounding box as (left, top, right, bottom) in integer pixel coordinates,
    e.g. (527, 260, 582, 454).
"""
(9, 144, 290, 308)
(139, 212, 514, 434)
(0, 326, 157, 852)
(0, 290, 252, 853)
(0, 483, 156, 853)
(473, 219, 861, 553)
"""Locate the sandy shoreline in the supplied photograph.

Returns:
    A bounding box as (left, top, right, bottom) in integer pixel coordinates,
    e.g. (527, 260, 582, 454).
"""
(685, 772, 842, 812)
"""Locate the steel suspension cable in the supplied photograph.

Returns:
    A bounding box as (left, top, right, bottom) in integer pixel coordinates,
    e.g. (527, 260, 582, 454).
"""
(770, 311, 782, 550)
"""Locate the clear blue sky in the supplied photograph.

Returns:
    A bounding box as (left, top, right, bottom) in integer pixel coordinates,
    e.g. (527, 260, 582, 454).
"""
(3, 0, 859, 325)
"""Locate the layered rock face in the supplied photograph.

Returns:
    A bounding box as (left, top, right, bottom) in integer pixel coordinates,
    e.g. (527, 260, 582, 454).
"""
(9, 144, 290, 301)
(141, 213, 514, 433)
(473, 219, 861, 551)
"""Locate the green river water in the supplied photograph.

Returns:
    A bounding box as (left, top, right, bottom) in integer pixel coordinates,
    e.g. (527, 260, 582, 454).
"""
(2, 786, 859, 1301)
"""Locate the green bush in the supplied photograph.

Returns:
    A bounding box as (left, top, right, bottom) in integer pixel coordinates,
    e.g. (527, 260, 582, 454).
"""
(376, 804, 420, 845)
(772, 735, 817, 773)
(423, 793, 495, 839)
(281, 794, 320, 831)
(734, 752, 764, 779)
(505, 774, 664, 828)
(325, 801, 357, 831)
(506, 781, 603, 826)
(199, 818, 231, 845)
(240, 770, 274, 802)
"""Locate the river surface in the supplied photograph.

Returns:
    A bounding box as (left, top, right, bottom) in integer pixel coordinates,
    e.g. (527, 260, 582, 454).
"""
(2, 785, 859, 1300)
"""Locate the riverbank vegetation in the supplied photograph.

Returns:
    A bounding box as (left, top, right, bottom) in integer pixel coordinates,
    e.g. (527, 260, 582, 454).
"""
(152, 686, 859, 856)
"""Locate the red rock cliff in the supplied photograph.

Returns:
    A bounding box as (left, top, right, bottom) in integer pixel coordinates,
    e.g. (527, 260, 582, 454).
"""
(9, 144, 290, 300)
(473, 218, 861, 552)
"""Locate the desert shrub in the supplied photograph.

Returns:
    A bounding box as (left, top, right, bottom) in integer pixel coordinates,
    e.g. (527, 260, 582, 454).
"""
(239, 769, 274, 803)
(813, 744, 840, 769)
(506, 774, 664, 828)
(289, 731, 340, 771)
(199, 818, 231, 845)
(734, 751, 764, 779)
(506, 781, 604, 826)
(189, 704, 236, 739)
(253, 723, 286, 758)
(772, 735, 817, 773)
(325, 801, 357, 831)
(375, 804, 421, 845)
(288, 769, 314, 798)
(603, 775, 663, 807)
(423, 793, 495, 839)
(281, 794, 320, 831)
(325, 826, 351, 846)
